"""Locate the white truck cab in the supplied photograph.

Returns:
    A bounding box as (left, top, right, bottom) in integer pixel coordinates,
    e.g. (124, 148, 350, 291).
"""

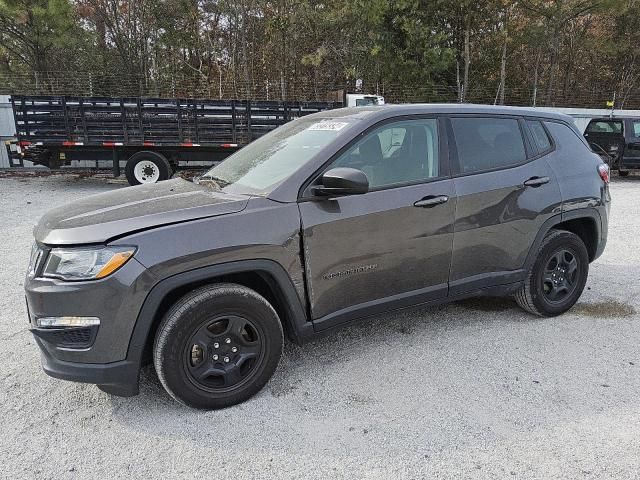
(345, 94, 385, 107)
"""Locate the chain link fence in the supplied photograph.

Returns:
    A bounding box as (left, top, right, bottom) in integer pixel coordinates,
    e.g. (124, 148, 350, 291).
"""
(0, 71, 631, 109)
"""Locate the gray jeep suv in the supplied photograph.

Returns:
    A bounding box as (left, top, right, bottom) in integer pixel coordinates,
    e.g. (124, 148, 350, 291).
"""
(25, 105, 611, 409)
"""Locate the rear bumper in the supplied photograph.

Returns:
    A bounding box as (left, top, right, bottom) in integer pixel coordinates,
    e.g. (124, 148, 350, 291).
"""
(594, 229, 607, 261)
(589, 189, 610, 262)
(36, 336, 140, 396)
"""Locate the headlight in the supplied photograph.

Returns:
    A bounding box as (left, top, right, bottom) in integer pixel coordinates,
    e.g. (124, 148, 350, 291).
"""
(42, 246, 136, 281)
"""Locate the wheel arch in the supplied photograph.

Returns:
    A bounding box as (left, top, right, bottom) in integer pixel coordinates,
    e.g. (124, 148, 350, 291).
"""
(126, 260, 312, 374)
(126, 149, 169, 161)
(525, 209, 602, 270)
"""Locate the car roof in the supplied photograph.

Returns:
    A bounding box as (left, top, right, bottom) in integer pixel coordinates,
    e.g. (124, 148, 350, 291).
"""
(310, 103, 574, 123)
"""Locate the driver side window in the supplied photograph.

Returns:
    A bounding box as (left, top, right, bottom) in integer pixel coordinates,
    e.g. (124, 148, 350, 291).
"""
(331, 119, 440, 189)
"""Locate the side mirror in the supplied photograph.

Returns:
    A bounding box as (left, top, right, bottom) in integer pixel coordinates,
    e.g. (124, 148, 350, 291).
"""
(312, 167, 369, 197)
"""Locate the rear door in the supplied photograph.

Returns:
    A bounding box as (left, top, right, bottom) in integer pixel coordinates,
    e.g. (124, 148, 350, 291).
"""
(298, 117, 456, 328)
(447, 115, 562, 295)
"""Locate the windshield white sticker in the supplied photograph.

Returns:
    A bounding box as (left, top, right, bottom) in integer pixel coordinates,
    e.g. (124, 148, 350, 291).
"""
(308, 121, 349, 131)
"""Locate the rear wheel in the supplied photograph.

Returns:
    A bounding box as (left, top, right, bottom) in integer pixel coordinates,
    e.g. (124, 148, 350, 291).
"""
(515, 230, 589, 317)
(125, 151, 172, 185)
(153, 284, 283, 409)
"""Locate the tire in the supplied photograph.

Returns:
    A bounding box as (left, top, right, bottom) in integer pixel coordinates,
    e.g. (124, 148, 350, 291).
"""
(153, 284, 284, 409)
(124, 151, 172, 185)
(619, 170, 630, 177)
(515, 230, 589, 317)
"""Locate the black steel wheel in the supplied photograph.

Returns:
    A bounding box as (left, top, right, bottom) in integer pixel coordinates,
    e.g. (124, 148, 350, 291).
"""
(153, 284, 283, 409)
(515, 230, 589, 317)
(183, 315, 264, 393)
(541, 249, 580, 303)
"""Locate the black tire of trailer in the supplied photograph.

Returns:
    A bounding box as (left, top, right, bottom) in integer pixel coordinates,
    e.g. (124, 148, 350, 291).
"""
(124, 150, 172, 186)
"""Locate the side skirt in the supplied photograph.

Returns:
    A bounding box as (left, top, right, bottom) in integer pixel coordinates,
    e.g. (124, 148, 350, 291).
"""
(311, 280, 523, 336)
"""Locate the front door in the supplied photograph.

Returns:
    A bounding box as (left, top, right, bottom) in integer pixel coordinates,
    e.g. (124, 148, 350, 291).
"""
(298, 117, 456, 329)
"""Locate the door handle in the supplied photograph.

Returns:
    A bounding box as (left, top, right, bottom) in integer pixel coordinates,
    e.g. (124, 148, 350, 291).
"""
(414, 195, 449, 208)
(523, 176, 550, 187)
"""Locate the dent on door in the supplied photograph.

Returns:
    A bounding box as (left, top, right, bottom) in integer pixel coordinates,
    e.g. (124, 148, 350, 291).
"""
(450, 161, 562, 292)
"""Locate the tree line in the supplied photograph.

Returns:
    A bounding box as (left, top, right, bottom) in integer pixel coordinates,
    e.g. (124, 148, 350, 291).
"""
(0, 0, 638, 107)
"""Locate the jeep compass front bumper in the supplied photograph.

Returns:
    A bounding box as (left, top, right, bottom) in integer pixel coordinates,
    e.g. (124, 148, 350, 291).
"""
(25, 255, 156, 396)
(35, 341, 140, 396)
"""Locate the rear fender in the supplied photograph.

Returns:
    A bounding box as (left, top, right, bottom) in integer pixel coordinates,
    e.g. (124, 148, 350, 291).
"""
(524, 208, 602, 271)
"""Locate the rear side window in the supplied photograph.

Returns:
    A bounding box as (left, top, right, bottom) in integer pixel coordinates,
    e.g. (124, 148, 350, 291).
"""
(527, 120, 552, 153)
(632, 121, 640, 138)
(451, 117, 527, 174)
(585, 120, 623, 134)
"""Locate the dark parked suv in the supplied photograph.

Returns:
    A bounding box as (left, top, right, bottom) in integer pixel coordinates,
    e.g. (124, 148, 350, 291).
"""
(584, 117, 640, 176)
(25, 105, 610, 409)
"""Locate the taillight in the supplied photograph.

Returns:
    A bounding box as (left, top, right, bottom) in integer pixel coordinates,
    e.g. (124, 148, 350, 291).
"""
(598, 163, 610, 184)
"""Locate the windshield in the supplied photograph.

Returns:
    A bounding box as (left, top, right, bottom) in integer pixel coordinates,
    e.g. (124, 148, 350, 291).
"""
(202, 116, 354, 195)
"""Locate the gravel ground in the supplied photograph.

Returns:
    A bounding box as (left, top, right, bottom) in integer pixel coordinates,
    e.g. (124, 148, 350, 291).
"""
(1, 174, 639, 479)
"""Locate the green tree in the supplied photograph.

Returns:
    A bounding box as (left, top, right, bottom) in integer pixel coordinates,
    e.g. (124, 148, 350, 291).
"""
(0, 0, 81, 72)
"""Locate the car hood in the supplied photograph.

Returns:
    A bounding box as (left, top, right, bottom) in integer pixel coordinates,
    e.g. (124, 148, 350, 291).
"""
(34, 178, 250, 245)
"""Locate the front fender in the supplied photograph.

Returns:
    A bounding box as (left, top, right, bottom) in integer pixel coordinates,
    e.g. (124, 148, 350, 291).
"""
(123, 259, 313, 388)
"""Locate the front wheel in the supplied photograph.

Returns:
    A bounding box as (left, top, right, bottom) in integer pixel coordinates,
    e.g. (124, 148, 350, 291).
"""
(153, 284, 284, 409)
(515, 230, 589, 317)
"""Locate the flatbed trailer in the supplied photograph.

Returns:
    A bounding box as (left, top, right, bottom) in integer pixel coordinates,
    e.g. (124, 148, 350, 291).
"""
(7, 95, 341, 184)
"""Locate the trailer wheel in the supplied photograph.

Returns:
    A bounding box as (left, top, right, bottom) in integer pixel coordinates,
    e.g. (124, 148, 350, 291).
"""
(125, 151, 172, 185)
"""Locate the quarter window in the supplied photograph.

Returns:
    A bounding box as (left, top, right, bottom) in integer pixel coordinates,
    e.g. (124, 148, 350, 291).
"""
(545, 121, 592, 152)
(451, 117, 527, 173)
(527, 120, 553, 153)
(330, 119, 440, 189)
